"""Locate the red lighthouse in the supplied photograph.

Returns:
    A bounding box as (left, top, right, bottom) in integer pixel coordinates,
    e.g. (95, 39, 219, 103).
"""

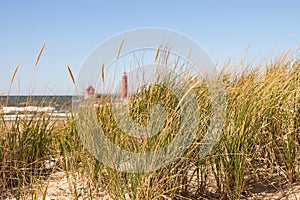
(120, 72, 127, 99)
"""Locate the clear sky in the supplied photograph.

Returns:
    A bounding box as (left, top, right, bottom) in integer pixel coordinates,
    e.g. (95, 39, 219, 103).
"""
(0, 0, 299, 95)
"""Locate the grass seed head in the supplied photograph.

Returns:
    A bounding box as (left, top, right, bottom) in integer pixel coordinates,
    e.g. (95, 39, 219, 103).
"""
(35, 40, 46, 67)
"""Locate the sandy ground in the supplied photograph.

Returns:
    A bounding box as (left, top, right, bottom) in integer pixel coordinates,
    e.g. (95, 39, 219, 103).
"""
(2, 170, 300, 200)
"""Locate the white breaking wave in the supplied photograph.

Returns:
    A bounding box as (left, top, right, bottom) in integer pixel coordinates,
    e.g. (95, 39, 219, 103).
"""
(0, 106, 72, 121)
(1, 106, 55, 114)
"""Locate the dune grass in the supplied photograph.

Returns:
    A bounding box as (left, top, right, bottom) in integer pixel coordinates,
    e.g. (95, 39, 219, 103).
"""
(0, 47, 299, 199)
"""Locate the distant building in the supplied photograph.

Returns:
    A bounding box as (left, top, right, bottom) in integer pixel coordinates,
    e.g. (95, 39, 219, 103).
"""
(84, 72, 128, 100)
(85, 85, 95, 99)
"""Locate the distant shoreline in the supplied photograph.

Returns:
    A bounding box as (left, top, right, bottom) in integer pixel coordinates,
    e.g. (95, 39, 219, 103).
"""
(0, 95, 75, 110)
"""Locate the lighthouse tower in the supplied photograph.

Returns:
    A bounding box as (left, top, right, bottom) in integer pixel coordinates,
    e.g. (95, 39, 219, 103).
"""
(120, 72, 127, 99)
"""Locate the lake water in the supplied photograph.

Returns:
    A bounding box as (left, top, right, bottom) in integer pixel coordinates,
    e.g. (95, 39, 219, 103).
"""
(0, 95, 73, 111)
(0, 96, 74, 121)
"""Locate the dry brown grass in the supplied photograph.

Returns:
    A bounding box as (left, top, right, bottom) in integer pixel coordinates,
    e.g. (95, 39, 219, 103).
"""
(35, 40, 46, 67)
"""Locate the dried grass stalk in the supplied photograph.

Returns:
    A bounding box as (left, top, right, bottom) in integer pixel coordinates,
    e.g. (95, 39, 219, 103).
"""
(154, 44, 162, 63)
(67, 65, 75, 84)
(35, 40, 46, 67)
(117, 37, 126, 59)
(10, 64, 20, 83)
(102, 63, 105, 82)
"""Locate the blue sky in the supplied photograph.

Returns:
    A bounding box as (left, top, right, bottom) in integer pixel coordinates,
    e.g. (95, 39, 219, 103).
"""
(0, 0, 299, 95)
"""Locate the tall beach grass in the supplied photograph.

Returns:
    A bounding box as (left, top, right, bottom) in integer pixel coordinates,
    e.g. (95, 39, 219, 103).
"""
(0, 46, 299, 199)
